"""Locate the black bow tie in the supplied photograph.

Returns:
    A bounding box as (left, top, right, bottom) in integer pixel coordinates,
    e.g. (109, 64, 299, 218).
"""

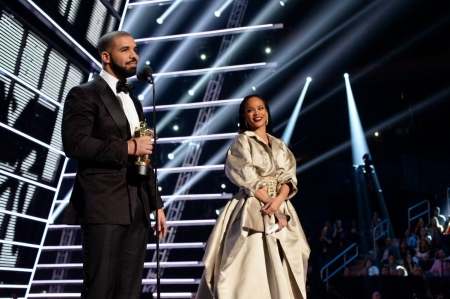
(116, 81, 134, 93)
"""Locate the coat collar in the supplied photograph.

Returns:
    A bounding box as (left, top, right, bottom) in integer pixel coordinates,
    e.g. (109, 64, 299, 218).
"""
(243, 130, 284, 149)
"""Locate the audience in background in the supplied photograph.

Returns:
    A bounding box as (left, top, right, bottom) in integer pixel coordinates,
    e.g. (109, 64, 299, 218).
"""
(387, 254, 397, 275)
(414, 218, 425, 237)
(396, 265, 408, 276)
(372, 291, 382, 299)
(365, 259, 380, 276)
(398, 240, 414, 262)
(427, 249, 450, 277)
(415, 239, 430, 263)
(404, 229, 417, 251)
(325, 207, 450, 291)
(433, 207, 446, 227)
(413, 266, 424, 277)
(428, 216, 444, 235)
(403, 253, 418, 276)
(377, 238, 399, 265)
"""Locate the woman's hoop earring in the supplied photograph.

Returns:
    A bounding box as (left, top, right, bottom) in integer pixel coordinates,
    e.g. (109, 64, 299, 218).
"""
(245, 120, 249, 128)
(266, 118, 269, 125)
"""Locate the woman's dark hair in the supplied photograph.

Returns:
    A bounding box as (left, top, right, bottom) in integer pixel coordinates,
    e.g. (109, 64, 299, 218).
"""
(238, 94, 273, 134)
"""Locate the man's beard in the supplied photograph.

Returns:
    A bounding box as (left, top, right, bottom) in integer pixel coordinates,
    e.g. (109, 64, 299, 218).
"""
(110, 55, 137, 79)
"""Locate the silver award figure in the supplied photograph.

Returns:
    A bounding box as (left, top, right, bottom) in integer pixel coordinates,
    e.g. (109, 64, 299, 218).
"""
(134, 121, 154, 178)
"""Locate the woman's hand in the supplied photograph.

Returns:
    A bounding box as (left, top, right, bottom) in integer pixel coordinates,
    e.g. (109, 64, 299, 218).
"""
(260, 196, 284, 216)
(274, 211, 288, 232)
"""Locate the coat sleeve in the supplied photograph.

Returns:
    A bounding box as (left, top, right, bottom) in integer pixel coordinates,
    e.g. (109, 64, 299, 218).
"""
(61, 85, 128, 166)
(145, 168, 164, 211)
(225, 134, 268, 196)
(276, 141, 298, 200)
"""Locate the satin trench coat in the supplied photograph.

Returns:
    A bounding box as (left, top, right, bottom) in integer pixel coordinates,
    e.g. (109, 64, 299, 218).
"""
(197, 131, 310, 299)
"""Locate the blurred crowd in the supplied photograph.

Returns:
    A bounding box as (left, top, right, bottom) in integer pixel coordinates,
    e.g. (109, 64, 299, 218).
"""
(319, 206, 450, 278)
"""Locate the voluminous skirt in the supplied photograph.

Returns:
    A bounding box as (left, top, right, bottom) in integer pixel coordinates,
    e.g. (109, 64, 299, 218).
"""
(196, 190, 310, 299)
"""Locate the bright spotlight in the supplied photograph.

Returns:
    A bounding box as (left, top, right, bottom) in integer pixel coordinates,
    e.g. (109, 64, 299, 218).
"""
(173, 125, 179, 131)
(307, 77, 312, 82)
(200, 53, 207, 60)
(168, 153, 174, 160)
(215, 208, 224, 216)
(281, 77, 312, 145)
(374, 132, 379, 137)
(252, 86, 256, 91)
(265, 47, 272, 54)
(145, 61, 150, 65)
(221, 183, 226, 189)
(214, 0, 233, 18)
(158, 186, 162, 192)
(344, 73, 370, 166)
(138, 94, 144, 101)
(280, 1, 285, 6)
(156, 18, 163, 24)
(188, 89, 195, 96)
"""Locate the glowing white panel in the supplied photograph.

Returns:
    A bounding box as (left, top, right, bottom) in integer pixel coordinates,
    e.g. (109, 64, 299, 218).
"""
(134, 24, 283, 43)
(0, 170, 57, 191)
(104, 0, 122, 33)
(127, 0, 198, 7)
(19, 33, 47, 89)
(31, 278, 201, 284)
(0, 66, 62, 109)
(42, 242, 207, 251)
(21, 0, 101, 68)
(85, 0, 107, 47)
(0, 13, 24, 73)
(41, 50, 66, 100)
(41, 61, 84, 184)
(0, 266, 33, 272)
(7, 84, 35, 127)
(67, 0, 82, 24)
(55, 193, 232, 205)
(151, 133, 237, 144)
(0, 123, 65, 156)
(142, 98, 241, 112)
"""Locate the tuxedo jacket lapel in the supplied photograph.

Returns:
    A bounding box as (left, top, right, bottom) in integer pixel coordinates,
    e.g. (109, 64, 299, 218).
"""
(94, 77, 129, 140)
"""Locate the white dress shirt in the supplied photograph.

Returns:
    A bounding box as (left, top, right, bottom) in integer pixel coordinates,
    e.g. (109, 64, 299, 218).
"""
(99, 70, 140, 136)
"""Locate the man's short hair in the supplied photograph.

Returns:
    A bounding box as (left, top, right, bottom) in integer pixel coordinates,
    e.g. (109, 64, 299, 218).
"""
(97, 31, 132, 58)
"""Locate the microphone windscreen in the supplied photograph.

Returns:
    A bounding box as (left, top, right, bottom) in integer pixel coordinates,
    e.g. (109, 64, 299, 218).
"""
(136, 71, 147, 82)
(143, 65, 153, 76)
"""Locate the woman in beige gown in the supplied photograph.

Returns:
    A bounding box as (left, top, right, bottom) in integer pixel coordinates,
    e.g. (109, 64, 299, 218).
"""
(196, 95, 310, 299)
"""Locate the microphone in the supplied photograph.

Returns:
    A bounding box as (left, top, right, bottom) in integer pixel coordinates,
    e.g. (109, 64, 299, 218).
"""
(267, 215, 291, 235)
(137, 65, 154, 82)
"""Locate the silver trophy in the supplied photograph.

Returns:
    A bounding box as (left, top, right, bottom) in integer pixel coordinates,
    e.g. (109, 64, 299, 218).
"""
(134, 121, 154, 178)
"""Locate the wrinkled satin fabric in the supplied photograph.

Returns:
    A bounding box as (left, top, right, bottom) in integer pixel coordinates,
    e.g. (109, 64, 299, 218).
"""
(197, 132, 310, 299)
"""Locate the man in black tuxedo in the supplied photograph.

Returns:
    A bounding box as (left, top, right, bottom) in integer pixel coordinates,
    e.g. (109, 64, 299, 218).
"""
(62, 31, 167, 299)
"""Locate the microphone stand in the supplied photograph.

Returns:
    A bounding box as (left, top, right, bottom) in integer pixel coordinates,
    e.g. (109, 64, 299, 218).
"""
(137, 67, 160, 298)
(148, 74, 161, 299)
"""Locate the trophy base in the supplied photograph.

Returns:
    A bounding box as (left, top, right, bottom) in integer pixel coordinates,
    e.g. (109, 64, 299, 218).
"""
(136, 165, 151, 178)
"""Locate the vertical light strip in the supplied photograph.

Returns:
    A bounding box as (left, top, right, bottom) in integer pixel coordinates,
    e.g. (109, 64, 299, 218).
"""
(344, 73, 369, 166)
(118, 0, 131, 30)
(281, 77, 312, 146)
